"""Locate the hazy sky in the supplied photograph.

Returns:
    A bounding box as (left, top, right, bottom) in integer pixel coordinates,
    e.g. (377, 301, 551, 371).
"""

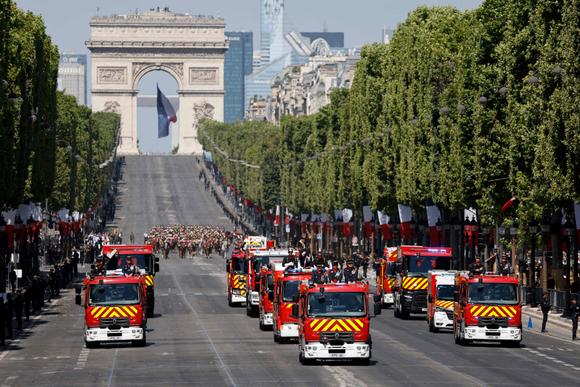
(15, 0, 483, 153)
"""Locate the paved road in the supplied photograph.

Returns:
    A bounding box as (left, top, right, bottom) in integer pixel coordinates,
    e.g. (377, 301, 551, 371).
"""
(2, 156, 580, 386)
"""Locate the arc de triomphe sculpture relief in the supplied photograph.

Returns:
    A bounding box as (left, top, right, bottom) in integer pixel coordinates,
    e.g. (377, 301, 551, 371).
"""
(86, 9, 228, 154)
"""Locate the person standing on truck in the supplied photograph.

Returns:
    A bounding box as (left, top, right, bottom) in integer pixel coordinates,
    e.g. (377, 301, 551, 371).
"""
(328, 261, 343, 283)
(343, 260, 359, 283)
(311, 263, 328, 284)
(122, 256, 137, 277)
(499, 254, 513, 275)
(469, 256, 485, 276)
(541, 293, 551, 333)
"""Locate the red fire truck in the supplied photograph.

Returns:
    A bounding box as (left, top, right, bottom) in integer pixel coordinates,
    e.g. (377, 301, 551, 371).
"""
(374, 247, 398, 308)
(454, 272, 522, 346)
(246, 249, 288, 317)
(259, 266, 275, 330)
(426, 270, 456, 332)
(101, 245, 159, 317)
(294, 282, 380, 364)
(272, 266, 312, 343)
(75, 270, 148, 348)
(393, 246, 452, 318)
(226, 249, 248, 306)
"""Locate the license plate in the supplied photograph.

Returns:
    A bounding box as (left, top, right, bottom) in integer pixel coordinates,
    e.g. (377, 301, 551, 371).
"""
(329, 353, 344, 358)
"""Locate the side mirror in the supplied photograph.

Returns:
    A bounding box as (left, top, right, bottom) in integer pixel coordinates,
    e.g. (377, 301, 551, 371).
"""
(373, 294, 381, 304)
(428, 295, 433, 303)
(373, 302, 382, 317)
(90, 264, 95, 270)
(154, 263, 160, 273)
(454, 290, 459, 302)
(291, 304, 300, 318)
(226, 264, 230, 273)
(75, 286, 82, 295)
(268, 291, 274, 302)
(75, 295, 82, 305)
(155, 257, 160, 262)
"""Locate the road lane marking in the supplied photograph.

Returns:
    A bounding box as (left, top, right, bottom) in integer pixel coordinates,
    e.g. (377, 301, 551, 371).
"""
(523, 347, 580, 371)
(75, 347, 90, 370)
(107, 348, 119, 387)
(171, 271, 237, 387)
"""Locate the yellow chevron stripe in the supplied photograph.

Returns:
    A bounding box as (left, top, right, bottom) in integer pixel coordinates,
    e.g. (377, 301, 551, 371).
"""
(285, 304, 294, 309)
(345, 319, 360, 332)
(338, 320, 351, 331)
(90, 307, 100, 317)
(108, 310, 121, 318)
(354, 319, 363, 328)
(310, 319, 319, 328)
(330, 323, 343, 332)
(130, 306, 138, 314)
(314, 319, 327, 332)
(320, 320, 333, 332)
(508, 306, 517, 316)
(94, 307, 107, 318)
(495, 307, 507, 318)
(101, 308, 113, 318)
(122, 306, 133, 317)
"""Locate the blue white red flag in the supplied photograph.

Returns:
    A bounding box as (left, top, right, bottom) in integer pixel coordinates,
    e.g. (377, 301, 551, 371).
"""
(157, 85, 177, 138)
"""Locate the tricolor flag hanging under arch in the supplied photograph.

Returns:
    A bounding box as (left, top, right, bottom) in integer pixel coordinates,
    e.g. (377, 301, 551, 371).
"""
(157, 85, 177, 138)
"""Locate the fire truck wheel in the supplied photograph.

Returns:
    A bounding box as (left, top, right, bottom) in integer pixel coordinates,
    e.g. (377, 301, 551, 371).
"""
(428, 321, 434, 332)
(273, 332, 279, 343)
(299, 351, 314, 365)
(354, 357, 371, 366)
(85, 341, 99, 349)
(228, 294, 234, 307)
(259, 320, 265, 330)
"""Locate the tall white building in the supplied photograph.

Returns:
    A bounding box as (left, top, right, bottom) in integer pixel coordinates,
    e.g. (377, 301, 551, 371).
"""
(58, 54, 87, 105)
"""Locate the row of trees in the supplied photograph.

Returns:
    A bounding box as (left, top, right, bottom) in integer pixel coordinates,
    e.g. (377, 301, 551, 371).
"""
(201, 0, 579, 239)
(0, 0, 120, 212)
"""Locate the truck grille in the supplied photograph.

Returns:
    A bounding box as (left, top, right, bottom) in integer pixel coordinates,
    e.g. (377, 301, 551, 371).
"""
(100, 317, 130, 329)
(478, 317, 508, 328)
(320, 331, 355, 344)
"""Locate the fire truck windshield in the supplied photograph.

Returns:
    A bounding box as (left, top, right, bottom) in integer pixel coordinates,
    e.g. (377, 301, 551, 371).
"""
(468, 283, 518, 305)
(232, 258, 248, 274)
(282, 281, 300, 302)
(437, 285, 455, 301)
(308, 292, 366, 317)
(408, 255, 451, 274)
(89, 284, 140, 306)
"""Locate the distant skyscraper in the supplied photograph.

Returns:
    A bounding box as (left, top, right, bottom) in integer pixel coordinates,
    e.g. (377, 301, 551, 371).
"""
(260, 0, 289, 65)
(58, 53, 87, 105)
(224, 32, 253, 122)
(300, 32, 344, 48)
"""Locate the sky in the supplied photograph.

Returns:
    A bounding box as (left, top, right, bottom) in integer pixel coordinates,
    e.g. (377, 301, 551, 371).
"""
(15, 0, 483, 153)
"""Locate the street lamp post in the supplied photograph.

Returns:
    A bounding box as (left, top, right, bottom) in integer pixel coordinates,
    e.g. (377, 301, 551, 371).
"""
(562, 221, 575, 316)
(529, 222, 538, 307)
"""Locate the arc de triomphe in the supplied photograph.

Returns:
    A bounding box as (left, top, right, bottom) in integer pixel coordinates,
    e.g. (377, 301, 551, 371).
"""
(86, 9, 228, 154)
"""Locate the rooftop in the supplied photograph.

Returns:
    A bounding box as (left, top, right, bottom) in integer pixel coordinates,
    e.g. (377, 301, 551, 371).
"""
(91, 8, 225, 26)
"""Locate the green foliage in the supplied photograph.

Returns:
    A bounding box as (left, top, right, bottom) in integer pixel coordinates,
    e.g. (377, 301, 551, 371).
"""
(202, 1, 579, 228)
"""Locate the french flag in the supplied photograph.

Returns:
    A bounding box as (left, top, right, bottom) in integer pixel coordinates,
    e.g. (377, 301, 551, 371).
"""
(398, 204, 413, 242)
(274, 204, 280, 227)
(157, 85, 177, 138)
(426, 201, 441, 246)
(500, 193, 518, 213)
(377, 211, 391, 241)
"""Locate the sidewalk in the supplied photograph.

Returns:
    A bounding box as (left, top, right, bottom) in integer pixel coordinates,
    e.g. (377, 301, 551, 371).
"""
(522, 305, 578, 343)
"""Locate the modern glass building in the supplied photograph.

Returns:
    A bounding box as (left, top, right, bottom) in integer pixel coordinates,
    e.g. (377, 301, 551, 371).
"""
(260, 0, 290, 66)
(58, 53, 87, 105)
(300, 32, 345, 48)
(224, 31, 253, 122)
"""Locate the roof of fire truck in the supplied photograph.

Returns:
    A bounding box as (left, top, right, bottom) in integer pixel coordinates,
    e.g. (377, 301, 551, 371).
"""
(102, 245, 153, 255)
(301, 282, 369, 293)
(458, 273, 519, 284)
(400, 245, 452, 257)
(84, 270, 144, 285)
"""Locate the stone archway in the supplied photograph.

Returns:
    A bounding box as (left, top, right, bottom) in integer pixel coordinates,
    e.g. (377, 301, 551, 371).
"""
(86, 8, 228, 155)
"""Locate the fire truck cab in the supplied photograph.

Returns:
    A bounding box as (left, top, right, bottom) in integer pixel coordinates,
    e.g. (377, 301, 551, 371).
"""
(101, 245, 160, 317)
(454, 273, 522, 346)
(374, 247, 397, 308)
(75, 270, 148, 348)
(427, 270, 456, 332)
(272, 265, 312, 343)
(393, 246, 452, 319)
(246, 249, 288, 317)
(226, 250, 248, 306)
(294, 282, 378, 364)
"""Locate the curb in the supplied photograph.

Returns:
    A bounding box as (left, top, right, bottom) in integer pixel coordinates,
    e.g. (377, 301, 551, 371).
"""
(522, 307, 572, 330)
